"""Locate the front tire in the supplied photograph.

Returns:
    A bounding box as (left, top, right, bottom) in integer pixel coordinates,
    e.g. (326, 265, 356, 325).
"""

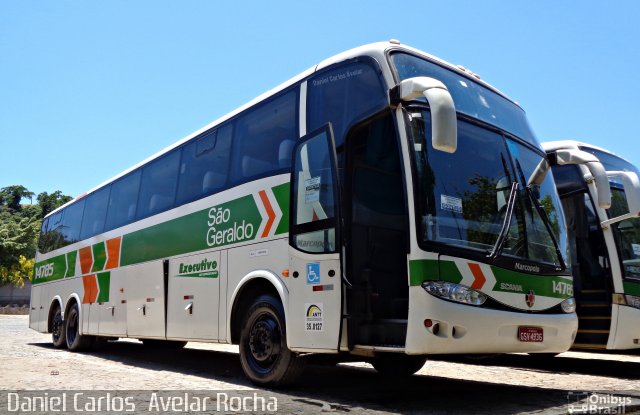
(239, 294, 305, 386)
(51, 304, 66, 349)
(65, 303, 94, 352)
(371, 354, 427, 377)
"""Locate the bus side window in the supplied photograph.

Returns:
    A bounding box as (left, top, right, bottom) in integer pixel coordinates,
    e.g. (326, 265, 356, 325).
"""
(307, 62, 387, 148)
(105, 170, 141, 231)
(59, 199, 86, 247)
(79, 185, 111, 240)
(176, 123, 232, 204)
(136, 150, 181, 220)
(231, 90, 297, 182)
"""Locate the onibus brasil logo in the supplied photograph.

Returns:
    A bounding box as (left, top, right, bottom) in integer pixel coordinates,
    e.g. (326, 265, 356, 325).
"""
(177, 259, 219, 278)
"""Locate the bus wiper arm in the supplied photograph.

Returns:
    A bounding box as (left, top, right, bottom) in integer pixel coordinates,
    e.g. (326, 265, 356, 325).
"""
(524, 184, 567, 271)
(487, 181, 519, 259)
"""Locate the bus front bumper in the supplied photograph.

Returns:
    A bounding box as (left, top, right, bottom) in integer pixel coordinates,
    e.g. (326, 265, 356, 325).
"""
(405, 287, 578, 355)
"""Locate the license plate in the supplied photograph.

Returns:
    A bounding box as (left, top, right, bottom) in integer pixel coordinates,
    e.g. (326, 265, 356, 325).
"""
(518, 326, 544, 342)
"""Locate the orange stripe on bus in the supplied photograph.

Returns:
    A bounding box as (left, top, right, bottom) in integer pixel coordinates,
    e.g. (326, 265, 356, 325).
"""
(79, 246, 93, 275)
(259, 190, 276, 238)
(82, 275, 98, 304)
(468, 263, 487, 290)
(105, 237, 122, 270)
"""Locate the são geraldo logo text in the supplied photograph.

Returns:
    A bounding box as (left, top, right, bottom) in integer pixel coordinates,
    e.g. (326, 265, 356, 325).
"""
(206, 207, 254, 247)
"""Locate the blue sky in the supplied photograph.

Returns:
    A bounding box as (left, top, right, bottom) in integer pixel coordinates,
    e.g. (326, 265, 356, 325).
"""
(1, 1, 638, 199)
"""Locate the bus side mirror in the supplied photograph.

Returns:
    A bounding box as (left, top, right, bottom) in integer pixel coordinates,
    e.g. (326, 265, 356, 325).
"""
(555, 149, 612, 209)
(607, 171, 640, 221)
(393, 77, 457, 153)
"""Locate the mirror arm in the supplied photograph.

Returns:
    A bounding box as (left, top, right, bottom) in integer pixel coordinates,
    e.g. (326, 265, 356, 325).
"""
(390, 77, 457, 153)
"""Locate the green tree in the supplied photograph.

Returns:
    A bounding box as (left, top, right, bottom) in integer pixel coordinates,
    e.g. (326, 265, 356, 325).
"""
(0, 186, 71, 287)
(37, 191, 72, 218)
(0, 185, 34, 212)
(0, 211, 40, 286)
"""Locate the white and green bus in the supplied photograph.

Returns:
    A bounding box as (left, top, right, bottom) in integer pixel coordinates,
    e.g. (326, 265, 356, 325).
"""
(31, 41, 580, 386)
(543, 141, 640, 350)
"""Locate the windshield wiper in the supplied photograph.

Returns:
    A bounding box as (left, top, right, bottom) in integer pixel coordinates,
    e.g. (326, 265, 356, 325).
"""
(523, 184, 567, 271)
(487, 181, 519, 259)
(515, 161, 567, 271)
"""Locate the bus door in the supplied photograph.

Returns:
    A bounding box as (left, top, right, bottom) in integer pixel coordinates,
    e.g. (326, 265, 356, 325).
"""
(287, 125, 343, 351)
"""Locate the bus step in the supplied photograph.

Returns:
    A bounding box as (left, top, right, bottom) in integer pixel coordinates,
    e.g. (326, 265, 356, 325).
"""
(578, 316, 611, 331)
(574, 330, 610, 346)
(576, 302, 611, 316)
(571, 343, 607, 350)
(577, 329, 610, 335)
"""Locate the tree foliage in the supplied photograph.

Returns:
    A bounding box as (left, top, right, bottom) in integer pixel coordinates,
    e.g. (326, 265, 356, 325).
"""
(0, 186, 71, 286)
(37, 191, 72, 218)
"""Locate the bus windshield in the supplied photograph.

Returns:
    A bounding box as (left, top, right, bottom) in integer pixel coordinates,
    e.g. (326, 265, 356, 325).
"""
(408, 113, 569, 270)
(391, 52, 537, 146)
(608, 188, 640, 280)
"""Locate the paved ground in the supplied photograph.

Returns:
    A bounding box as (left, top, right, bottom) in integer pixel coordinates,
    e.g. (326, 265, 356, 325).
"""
(2, 315, 640, 414)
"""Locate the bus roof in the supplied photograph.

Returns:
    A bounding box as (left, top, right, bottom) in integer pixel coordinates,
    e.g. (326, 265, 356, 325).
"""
(47, 40, 517, 219)
(542, 140, 635, 166)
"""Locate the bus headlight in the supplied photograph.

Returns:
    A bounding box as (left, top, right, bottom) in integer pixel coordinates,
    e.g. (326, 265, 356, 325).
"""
(421, 281, 487, 306)
(613, 293, 640, 309)
(560, 297, 576, 313)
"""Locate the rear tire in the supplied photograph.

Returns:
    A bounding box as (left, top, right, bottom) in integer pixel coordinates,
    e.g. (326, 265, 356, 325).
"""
(65, 302, 94, 352)
(371, 354, 427, 377)
(239, 294, 305, 386)
(51, 304, 66, 349)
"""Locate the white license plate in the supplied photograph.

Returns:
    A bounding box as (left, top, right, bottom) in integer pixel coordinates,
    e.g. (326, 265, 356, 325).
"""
(518, 326, 544, 342)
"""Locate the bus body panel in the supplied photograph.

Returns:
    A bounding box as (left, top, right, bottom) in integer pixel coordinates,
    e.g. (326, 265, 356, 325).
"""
(405, 286, 577, 354)
(167, 250, 221, 340)
(123, 260, 165, 339)
(611, 304, 640, 349)
(98, 269, 127, 336)
(286, 247, 341, 353)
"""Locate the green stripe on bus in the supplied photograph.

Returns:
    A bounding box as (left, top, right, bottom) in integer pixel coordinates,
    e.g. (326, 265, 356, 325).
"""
(409, 259, 573, 299)
(272, 183, 290, 235)
(120, 194, 262, 266)
(491, 267, 572, 298)
(624, 281, 640, 296)
(33, 254, 68, 284)
(92, 242, 107, 272)
(408, 259, 440, 286)
(65, 251, 77, 278)
(96, 272, 110, 303)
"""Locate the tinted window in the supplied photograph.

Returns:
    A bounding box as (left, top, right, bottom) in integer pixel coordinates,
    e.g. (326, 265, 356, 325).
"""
(177, 123, 233, 204)
(59, 199, 85, 246)
(137, 150, 181, 219)
(391, 53, 537, 146)
(38, 212, 62, 253)
(80, 185, 111, 240)
(232, 90, 297, 181)
(105, 170, 141, 230)
(308, 62, 387, 147)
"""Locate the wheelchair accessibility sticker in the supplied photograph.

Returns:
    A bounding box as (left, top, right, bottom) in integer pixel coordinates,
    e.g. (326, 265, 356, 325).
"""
(306, 262, 320, 285)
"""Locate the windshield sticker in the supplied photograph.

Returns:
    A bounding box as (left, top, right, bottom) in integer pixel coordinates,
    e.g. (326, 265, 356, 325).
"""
(305, 177, 321, 204)
(441, 195, 463, 214)
(632, 244, 640, 257)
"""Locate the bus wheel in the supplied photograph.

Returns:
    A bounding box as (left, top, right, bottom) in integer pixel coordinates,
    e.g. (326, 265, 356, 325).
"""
(239, 294, 305, 386)
(371, 354, 427, 377)
(65, 303, 93, 352)
(51, 304, 66, 349)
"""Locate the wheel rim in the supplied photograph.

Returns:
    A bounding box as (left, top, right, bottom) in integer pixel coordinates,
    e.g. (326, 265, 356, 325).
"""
(67, 309, 78, 345)
(247, 311, 282, 374)
(52, 310, 63, 343)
